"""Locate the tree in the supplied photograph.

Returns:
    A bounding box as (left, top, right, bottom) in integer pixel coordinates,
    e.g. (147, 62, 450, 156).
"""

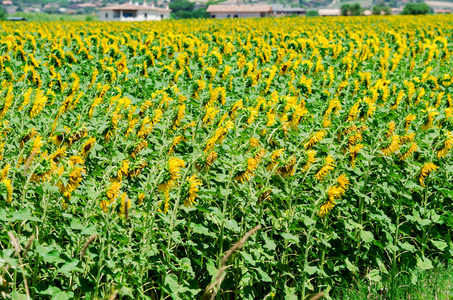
(372, 5, 391, 15)
(306, 10, 319, 17)
(341, 4, 350, 16)
(0, 6, 6, 20)
(401, 2, 430, 14)
(350, 3, 362, 15)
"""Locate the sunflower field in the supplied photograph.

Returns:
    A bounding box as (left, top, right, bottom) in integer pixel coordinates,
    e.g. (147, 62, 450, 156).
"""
(1, 15, 453, 299)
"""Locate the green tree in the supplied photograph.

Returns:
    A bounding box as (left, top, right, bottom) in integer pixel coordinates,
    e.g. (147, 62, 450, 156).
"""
(306, 10, 319, 17)
(401, 2, 430, 14)
(0, 6, 6, 20)
(350, 3, 362, 15)
(372, 5, 391, 15)
(341, 4, 350, 15)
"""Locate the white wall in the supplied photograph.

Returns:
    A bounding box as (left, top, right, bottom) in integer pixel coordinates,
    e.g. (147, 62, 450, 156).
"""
(100, 9, 170, 21)
(210, 12, 264, 18)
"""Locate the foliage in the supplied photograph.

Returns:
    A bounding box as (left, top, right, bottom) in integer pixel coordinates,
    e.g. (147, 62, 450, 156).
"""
(0, 15, 453, 299)
(170, 0, 209, 19)
(372, 5, 391, 15)
(306, 10, 319, 16)
(10, 12, 100, 21)
(341, 3, 362, 15)
(338, 262, 453, 299)
(402, 2, 431, 15)
(0, 6, 6, 20)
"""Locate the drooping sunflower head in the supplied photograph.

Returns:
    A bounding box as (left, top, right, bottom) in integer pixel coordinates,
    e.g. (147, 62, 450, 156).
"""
(181, 174, 202, 207)
(0, 179, 12, 203)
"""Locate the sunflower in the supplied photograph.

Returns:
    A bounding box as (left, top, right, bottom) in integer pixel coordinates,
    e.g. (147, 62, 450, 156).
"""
(80, 137, 96, 158)
(106, 182, 121, 201)
(0, 164, 9, 181)
(380, 135, 400, 156)
(0, 179, 12, 203)
(258, 187, 272, 203)
(118, 193, 131, 218)
(300, 150, 316, 172)
(250, 137, 260, 148)
(348, 133, 362, 148)
(419, 163, 437, 187)
(158, 157, 186, 193)
(131, 140, 147, 158)
(385, 121, 396, 138)
(400, 132, 416, 144)
(350, 143, 364, 167)
(304, 130, 326, 149)
(235, 158, 258, 183)
(182, 174, 202, 207)
(129, 160, 148, 178)
(267, 148, 285, 171)
(337, 174, 350, 191)
(318, 185, 343, 217)
(437, 131, 453, 158)
(405, 114, 417, 132)
(398, 143, 417, 161)
(421, 107, 439, 131)
(31, 156, 55, 182)
(117, 160, 129, 180)
(277, 155, 297, 178)
(314, 156, 335, 181)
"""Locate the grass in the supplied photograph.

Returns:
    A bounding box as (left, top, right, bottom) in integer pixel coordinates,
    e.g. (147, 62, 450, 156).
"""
(9, 12, 99, 21)
(337, 262, 453, 299)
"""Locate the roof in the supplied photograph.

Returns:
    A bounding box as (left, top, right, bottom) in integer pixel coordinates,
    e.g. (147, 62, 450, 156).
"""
(318, 8, 341, 15)
(99, 3, 171, 11)
(2, 0, 13, 5)
(206, 4, 272, 13)
(425, 1, 453, 8)
(270, 4, 305, 12)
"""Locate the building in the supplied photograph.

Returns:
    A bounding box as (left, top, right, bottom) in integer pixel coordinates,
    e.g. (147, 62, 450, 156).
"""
(270, 4, 305, 16)
(426, 1, 453, 12)
(206, 4, 272, 18)
(318, 8, 341, 16)
(99, 1, 171, 21)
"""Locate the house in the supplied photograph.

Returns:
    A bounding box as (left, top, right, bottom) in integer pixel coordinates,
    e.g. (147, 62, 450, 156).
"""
(270, 4, 305, 16)
(206, 4, 272, 18)
(99, 1, 171, 21)
(434, 8, 451, 13)
(391, 7, 403, 14)
(318, 8, 341, 16)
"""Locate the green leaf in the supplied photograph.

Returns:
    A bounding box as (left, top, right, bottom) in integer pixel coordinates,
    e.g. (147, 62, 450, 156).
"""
(284, 285, 297, 300)
(43, 250, 64, 264)
(255, 267, 272, 282)
(81, 225, 97, 235)
(164, 273, 180, 294)
(70, 219, 84, 230)
(206, 259, 217, 277)
(345, 257, 358, 273)
(304, 265, 321, 275)
(59, 259, 83, 275)
(241, 252, 255, 266)
(416, 256, 433, 270)
(405, 181, 418, 189)
(52, 291, 73, 300)
(281, 233, 300, 244)
(367, 269, 381, 282)
(11, 209, 41, 222)
(10, 292, 28, 300)
(360, 230, 374, 244)
(431, 240, 448, 251)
